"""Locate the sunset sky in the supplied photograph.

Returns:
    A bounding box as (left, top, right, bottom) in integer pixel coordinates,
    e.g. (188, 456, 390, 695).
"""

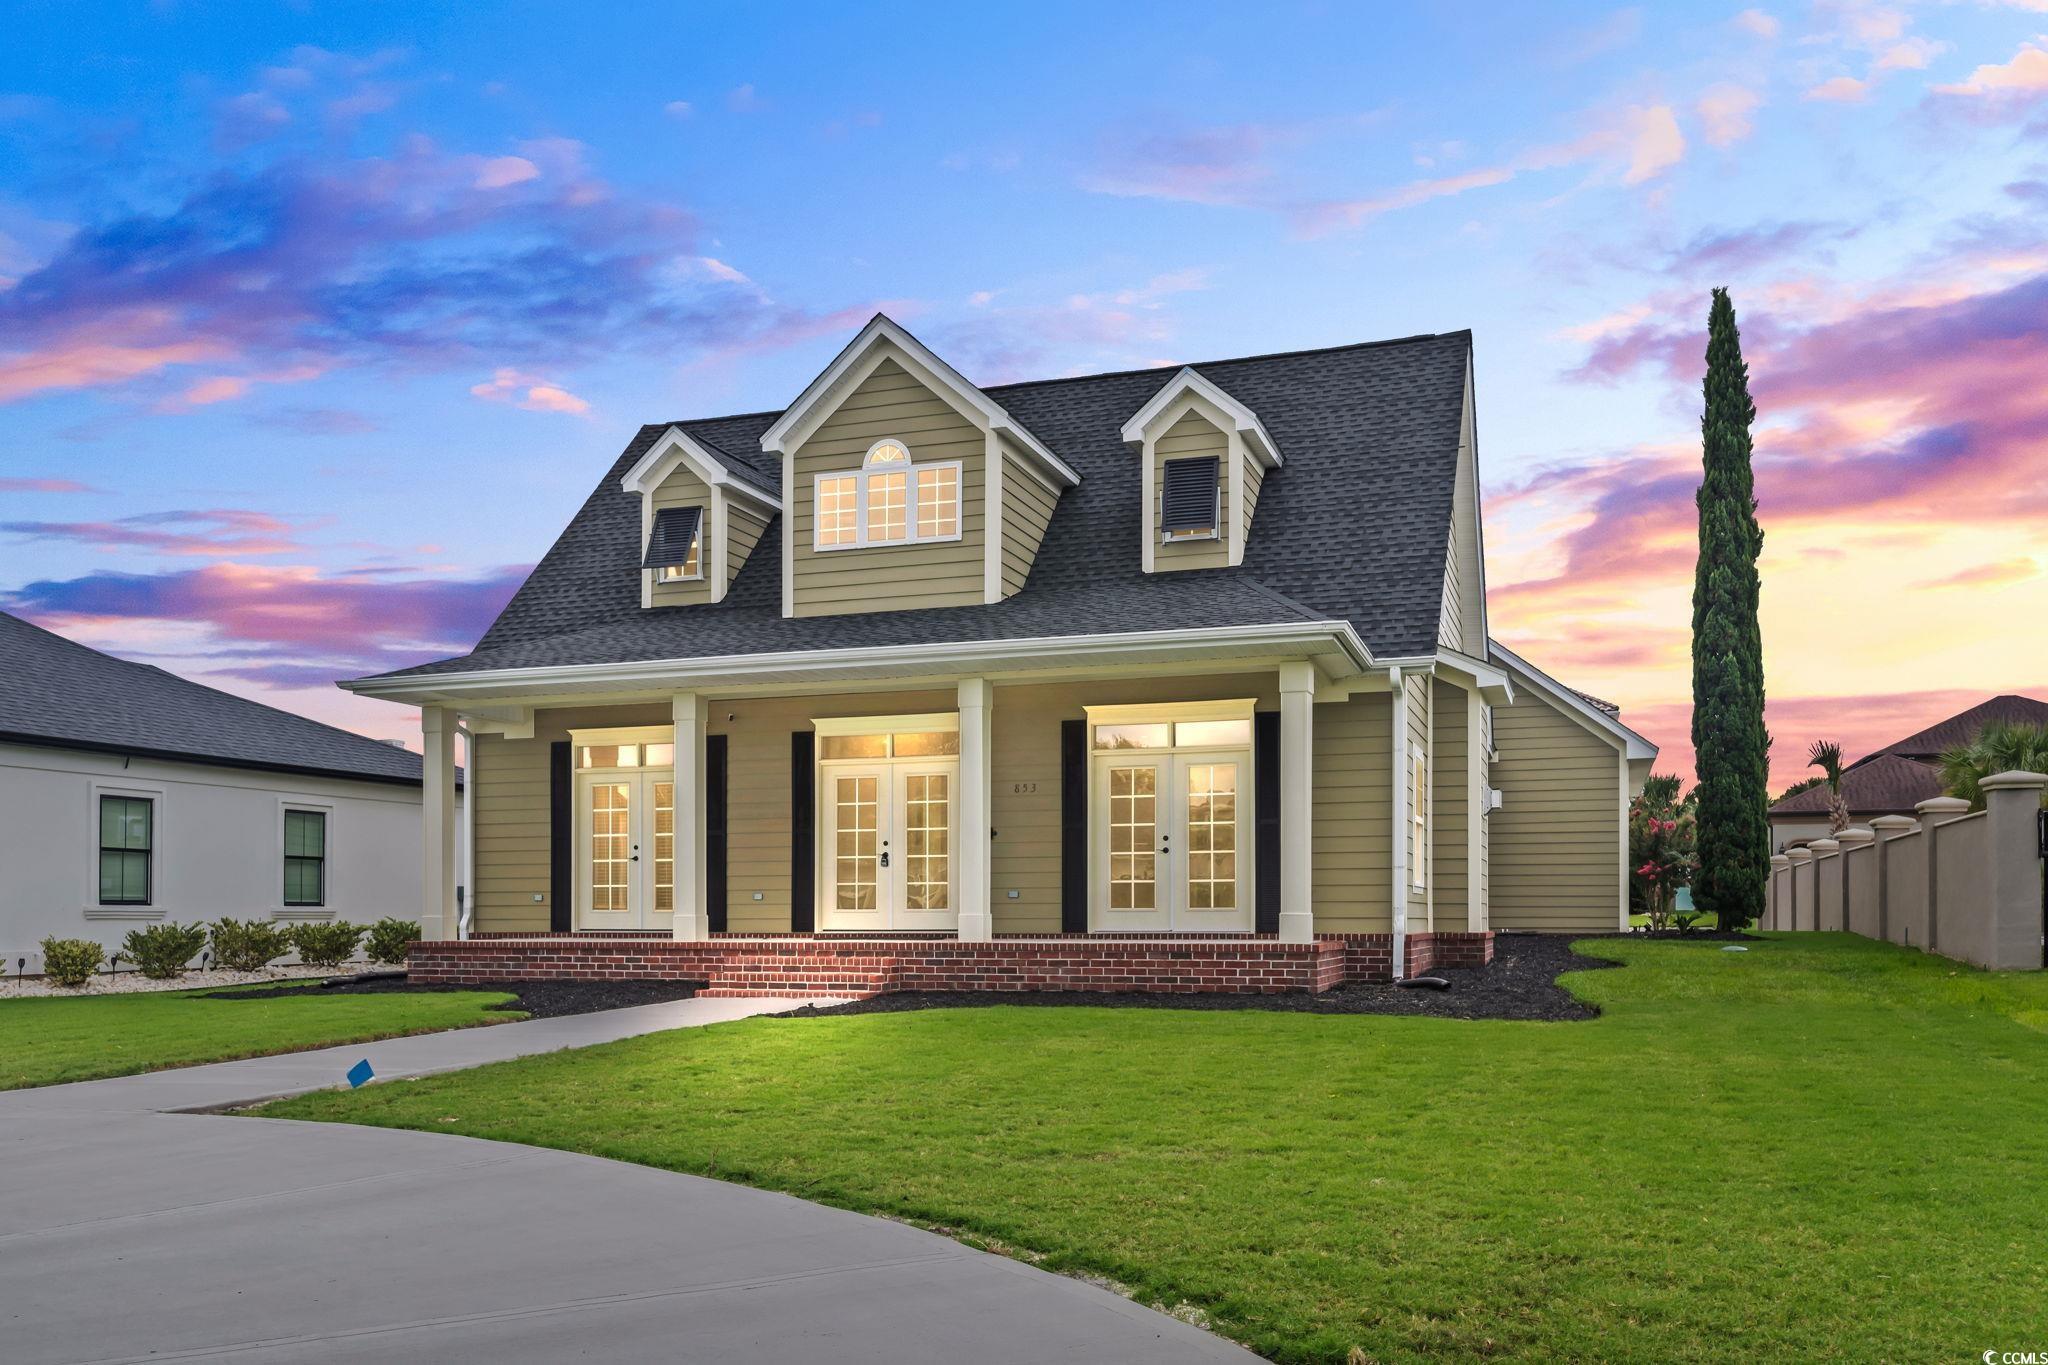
(3, 2, 2045, 792)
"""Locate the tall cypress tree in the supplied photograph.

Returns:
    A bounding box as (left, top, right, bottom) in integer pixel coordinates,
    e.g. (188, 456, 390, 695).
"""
(1691, 288, 1771, 930)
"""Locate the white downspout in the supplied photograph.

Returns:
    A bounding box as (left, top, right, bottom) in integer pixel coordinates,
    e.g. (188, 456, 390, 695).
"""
(457, 719, 476, 940)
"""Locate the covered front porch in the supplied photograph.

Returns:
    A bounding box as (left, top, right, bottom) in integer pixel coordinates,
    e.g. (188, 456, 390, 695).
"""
(386, 627, 1509, 990)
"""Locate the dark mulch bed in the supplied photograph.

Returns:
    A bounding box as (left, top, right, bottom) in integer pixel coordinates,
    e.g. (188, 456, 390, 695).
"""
(203, 976, 704, 1020)
(777, 934, 1656, 1023)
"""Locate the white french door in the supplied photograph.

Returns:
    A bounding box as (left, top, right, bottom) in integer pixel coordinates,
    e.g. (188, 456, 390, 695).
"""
(1091, 749, 1252, 933)
(574, 769, 676, 931)
(819, 761, 958, 931)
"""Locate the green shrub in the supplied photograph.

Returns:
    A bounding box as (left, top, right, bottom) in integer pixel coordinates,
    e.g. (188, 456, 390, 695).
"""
(208, 917, 293, 972)
(364, 918, 421, 966)
(39, 937, 103, 988)
(289, 920, 364, 968)
(121, 922, 209, 979)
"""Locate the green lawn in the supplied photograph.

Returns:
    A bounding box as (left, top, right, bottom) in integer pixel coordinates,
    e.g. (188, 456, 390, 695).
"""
(0, 984, 522, 1089)
(258, 935, 2048, 1362)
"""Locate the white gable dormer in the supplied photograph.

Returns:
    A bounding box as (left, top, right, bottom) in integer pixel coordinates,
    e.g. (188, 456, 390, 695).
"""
(1120, 367, 1282, 573)
(760, 315, 1079, 617)
(619, 426, 782, 608)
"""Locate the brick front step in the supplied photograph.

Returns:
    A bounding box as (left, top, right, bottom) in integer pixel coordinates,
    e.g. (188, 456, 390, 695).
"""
(410, 931, 1494, 996)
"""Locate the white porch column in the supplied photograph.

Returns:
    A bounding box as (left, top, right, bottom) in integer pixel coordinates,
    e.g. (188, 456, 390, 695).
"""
(957, 678, 994, 941)
(1278, 661, 1317, 944)
(673, 692, 710, 940)
(419, 705, 458, 941)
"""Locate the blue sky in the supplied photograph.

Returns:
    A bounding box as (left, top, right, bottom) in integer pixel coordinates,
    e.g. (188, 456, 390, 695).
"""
(4, 1, 2046, 783)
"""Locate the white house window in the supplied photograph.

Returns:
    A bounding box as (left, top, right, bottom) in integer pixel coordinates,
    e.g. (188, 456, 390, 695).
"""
(283, 808, 326, 907)
(813, 439, 962, 550)
(98, 795, 152, 905)
(1410, 747, 1428, 891)
(644, 506, 703, 581)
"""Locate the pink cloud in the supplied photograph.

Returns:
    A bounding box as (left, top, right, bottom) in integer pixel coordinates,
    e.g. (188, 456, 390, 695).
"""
(1934, 38, 2048, 98)
(474, 155, 540, 190)
(1915, 558, 2038, 590)
(468, 367, 591, 414)
(0, 477, 97, 493)
(0, 509, 302, 557)
(1805, 76, 1872, 103)
(1697, 85, 1763, 147)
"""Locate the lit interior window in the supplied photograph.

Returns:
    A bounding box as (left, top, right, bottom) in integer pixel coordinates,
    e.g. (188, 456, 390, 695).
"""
(818, 474, 858, 547)
(867, 470, 908, 543)
(916, 465, 958, 538)
(814, 438, 963, 550)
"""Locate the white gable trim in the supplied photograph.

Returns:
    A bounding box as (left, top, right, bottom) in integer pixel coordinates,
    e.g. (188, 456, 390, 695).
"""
(1488, 640, 1658, 761)
(758, 314, 1079, 487)
(1120, 367, 1283, 468)
(619, 426, 782, 512)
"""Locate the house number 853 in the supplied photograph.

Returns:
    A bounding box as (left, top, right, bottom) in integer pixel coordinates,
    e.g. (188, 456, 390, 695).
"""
(1011, 782, 1038, 794)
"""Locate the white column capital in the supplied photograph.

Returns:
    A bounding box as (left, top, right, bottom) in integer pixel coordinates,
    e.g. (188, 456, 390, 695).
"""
(1278, 659, 1317, 696)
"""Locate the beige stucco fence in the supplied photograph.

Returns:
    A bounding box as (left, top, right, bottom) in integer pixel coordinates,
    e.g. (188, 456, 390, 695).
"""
(1761, 771, 2046, 969)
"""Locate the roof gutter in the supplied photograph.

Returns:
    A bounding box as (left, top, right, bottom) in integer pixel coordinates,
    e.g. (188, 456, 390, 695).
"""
(341, 620, 1378, 704)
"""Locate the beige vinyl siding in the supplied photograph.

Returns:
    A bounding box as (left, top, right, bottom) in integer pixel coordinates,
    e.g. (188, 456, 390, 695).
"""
(989, 674, 1282, 933)
(1406, 672, 1431, 924)
(1438, 525, 1462, 649)
(1242, 450, 1265, 541)
(726, 503, 769, 586)
(471, 703, 671, 932)
(1153, 409, 1229, 571)
(1311, 690, 1394, 931)
(648, 467, 713, 607)
(789, 357, 986, 617)
(1489, 682, 1625, 932)
(1431, 679, 1470, 930)
(1478, 700, 1492, 924)
(998, 439, 1059, 597)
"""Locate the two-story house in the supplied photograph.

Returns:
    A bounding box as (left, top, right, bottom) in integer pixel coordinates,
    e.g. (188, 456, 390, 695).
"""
(348, 316, 1655, 995)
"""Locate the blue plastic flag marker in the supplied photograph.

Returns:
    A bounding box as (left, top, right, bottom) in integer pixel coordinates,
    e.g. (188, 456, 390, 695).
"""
(346, 1059, 374, 1088)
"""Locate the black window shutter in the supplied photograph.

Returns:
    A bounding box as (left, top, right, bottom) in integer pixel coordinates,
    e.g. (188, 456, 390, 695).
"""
(790, 731, 815, 932)
(643, 505, 703, 568)
(548, 740, 572, 933)
(706, 734, 729, 933)
(1255, 712, 1281, 934)
(1161, 457, 1220, 533)
(1060, 719, 1088, 933)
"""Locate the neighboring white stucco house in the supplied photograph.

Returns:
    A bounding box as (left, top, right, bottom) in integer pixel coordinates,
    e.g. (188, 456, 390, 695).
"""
(0, 611, 460, 975)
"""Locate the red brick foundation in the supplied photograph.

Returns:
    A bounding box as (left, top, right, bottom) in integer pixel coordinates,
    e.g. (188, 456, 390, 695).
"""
(412, 930, 1494, 998)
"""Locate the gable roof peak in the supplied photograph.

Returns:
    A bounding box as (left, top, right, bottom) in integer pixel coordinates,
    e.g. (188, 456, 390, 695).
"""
(1119, 365, 1284, 467)
(757, 312, 1079, 487)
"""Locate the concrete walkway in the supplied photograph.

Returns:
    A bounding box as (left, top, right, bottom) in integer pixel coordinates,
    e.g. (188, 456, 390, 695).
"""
(0, 997, 1256, 1363)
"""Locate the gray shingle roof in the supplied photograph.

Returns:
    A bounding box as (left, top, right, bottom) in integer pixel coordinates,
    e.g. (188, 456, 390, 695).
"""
(367, 330, 1473, 682)
(1865, 694, 2048, 763)
(1769, 752, 1943, 817)
(0, 610, 430, 785)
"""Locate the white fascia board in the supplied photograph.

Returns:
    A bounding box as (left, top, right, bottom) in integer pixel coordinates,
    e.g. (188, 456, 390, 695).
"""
(619, 426, 783, 512)
(340, 620, 1374, 703)
(1120, 367, 1283, 468)
(1431, 647, 1515, 703)
(758, 313, 1079, 487)
(1488, 638, 1659, 761)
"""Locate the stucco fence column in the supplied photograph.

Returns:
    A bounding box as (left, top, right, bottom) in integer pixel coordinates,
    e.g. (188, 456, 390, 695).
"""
(1785, 846, 1814, 931)
(1836, 826, 1875, 936)
(1980, 770, 2048, 970)
(1768, 854, 1791, 929)
(1869, 814, 1918, 943)
(1807, 838, 1840, 931)
(1916, 796, 1972, 954)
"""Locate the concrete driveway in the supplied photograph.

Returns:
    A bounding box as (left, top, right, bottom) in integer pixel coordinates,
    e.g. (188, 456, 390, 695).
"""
(0, 999, 1256, 1364)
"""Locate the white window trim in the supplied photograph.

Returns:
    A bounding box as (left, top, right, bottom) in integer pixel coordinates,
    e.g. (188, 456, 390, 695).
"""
(276, 796, 337, 920)
(1410, 744, 1428, 892)
(84, 779, 167, 920)
(812, 442, 965, 552)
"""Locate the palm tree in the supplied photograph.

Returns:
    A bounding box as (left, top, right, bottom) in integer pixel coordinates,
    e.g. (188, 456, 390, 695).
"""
(1807, 739, 1850, 833)
(1938, 720, 2048, 811)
